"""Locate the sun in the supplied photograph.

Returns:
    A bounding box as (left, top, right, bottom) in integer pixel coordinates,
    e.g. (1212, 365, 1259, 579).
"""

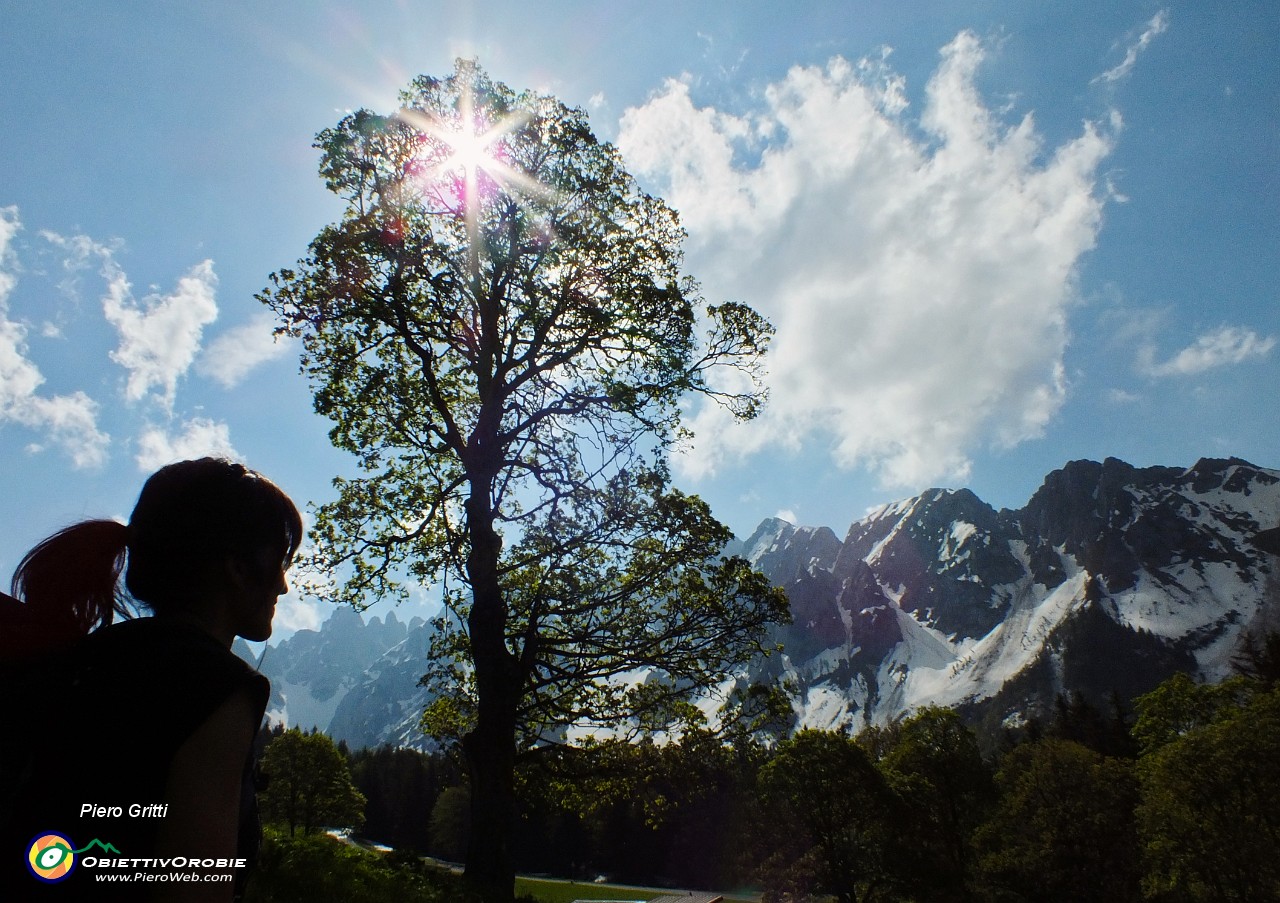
(394, 80, 561, 282)
(397, 82, 554, 214)
(397, 106, 505, 193)
(441, 124, 497, 178)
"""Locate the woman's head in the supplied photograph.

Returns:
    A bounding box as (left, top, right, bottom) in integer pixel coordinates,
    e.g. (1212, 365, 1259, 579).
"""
(125, 458, 303, 611)
(10, 458, 302, 642)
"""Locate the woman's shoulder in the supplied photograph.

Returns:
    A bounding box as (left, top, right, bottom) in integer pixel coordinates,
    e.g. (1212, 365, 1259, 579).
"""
(82, 617, 269, 721)
(90, 617, 252, 667)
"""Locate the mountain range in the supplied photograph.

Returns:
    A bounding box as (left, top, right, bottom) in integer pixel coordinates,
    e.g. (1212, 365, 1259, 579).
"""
(234, 606, 439, 750)
(239, 456, 1280, 748)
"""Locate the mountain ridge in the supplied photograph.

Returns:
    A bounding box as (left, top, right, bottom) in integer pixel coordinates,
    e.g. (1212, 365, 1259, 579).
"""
(244, 456, 1280, 747)
(737, 456, 1279, 734)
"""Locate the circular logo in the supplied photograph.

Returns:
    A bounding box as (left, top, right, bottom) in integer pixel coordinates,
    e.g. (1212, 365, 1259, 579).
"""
(27, 833, 76, 883)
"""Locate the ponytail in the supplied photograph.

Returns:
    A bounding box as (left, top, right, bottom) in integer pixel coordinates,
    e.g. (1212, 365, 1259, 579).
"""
(10, 520, 131, 636)
(4, 458, 301, 658)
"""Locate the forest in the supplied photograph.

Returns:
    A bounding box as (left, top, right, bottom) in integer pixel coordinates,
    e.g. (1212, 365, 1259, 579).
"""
(244, 636, 1280, 903)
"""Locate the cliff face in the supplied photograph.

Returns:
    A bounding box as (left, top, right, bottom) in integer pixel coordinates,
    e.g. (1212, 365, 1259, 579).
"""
(734, 457, 1280, 732)
(235, 607, 438, 750)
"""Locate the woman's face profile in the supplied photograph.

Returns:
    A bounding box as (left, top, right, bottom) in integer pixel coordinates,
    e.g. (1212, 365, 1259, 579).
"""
(230, 548, 291, 643)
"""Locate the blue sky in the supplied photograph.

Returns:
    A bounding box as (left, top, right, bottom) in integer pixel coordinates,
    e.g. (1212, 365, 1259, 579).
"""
(1, 1, 1276, 635)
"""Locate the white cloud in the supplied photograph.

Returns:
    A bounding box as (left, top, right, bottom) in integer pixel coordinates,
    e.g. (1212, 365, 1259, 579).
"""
(272, 525, 330, 635)
(135, 416, 240, 471)
(619, 32, 1114, 489)
(774, 508, 798, 524)
(198, 311, 292, 388)
(1095, 10, 1170, 85)
(21, 393, 110, 468)
(272, 596, 324, 634)
(0, 208, 109, 468)
(0, 208, 21, 300)
(1141, 326, 1276, 378)
(103, 258, 219, 408)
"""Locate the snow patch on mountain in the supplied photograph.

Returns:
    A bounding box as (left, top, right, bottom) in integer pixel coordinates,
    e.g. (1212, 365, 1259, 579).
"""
(742, 457, 1280, 732)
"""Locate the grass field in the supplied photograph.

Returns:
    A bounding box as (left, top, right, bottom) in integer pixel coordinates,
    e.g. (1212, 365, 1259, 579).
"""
(514, 877, 660, 902)
(514, 876, 761, 903)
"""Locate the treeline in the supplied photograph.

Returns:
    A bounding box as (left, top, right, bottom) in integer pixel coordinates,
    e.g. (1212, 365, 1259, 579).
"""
(254, 645, 1280, 903)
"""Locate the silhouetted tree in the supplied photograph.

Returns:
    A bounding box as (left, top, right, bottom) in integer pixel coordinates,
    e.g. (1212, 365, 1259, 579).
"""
(1046, 690, 1135, 758)
(261, 59, 785, 901)
(1231, 629, 1280, 687)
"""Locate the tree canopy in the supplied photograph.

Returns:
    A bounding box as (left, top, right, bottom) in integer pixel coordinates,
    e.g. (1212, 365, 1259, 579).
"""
(261, 59, 786, 901)
(1136, 679, 1280, 901)
(757, 730, 901, 903)
(260, 728, 366, 837)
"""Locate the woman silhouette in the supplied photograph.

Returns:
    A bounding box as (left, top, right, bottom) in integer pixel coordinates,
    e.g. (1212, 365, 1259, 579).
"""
(1, 458, 302, 901)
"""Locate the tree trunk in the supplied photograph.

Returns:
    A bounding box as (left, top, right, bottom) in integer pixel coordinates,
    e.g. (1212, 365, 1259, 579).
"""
(462, 484, 520, 902)
(462, 716, 517, 902)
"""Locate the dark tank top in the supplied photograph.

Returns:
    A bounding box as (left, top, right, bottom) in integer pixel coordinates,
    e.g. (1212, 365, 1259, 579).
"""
(1, 616, 269, 900)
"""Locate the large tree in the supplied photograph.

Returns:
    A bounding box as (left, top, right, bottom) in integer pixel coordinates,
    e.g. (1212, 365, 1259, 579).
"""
(873, 707, 993, 900)
(756, 730, 902, 903)
(973, 739, 1141, 903)
(260, 729, 367, 838)
(261, 60, 787, 901)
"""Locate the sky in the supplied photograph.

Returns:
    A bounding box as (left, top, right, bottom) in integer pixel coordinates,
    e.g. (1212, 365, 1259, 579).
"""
(1, 1, 1276, 637)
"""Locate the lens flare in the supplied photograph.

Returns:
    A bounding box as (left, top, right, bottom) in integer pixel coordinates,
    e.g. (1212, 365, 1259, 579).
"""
(396, 81, 556, 215)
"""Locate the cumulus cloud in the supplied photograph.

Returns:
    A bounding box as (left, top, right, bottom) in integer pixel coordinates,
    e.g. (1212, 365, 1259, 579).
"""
(1140, 326, 1276, 377)
(198, 311, 291, 388)
(272, 596, 324, 634)
(103, 258, 219, 408)
(275, 544, 330, 634)
(135, 416, 240, 471)
(619, 32, 1114, 489)
(1095, 10, 1169, 85)
(0, 208, 17, 298)
(0, 208, 109, 468)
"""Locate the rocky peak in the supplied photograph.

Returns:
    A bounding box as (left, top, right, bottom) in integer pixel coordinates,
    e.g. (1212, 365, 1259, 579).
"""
(1181, 456, 1278, 495)
(739, 456, 1280, 735)
(733, 517, 842, 584)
